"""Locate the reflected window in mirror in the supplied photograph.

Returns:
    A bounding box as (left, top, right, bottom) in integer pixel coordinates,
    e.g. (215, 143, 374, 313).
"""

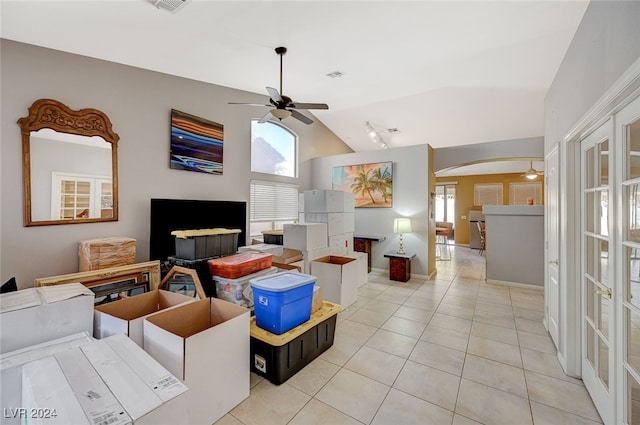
(18, 99, 119, 226)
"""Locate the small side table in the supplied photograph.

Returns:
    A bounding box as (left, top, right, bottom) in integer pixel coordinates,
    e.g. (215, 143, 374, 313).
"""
(384, 251, 416, 282)
(354, 234, 386, 272)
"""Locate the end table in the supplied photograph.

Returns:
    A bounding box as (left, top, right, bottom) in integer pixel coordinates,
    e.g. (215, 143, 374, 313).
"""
(383, 251, 416, 282)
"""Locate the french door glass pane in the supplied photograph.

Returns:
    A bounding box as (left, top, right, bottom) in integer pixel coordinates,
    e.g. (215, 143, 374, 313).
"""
(628, 120, 640, 180)
(586, 279, 596, 322)
(631, 372, 640, 424)
(600, 190, 609, 237)
(599, 337, 609, 389)
(599, 239, 609, 286)
(599, 291, 610, 339)
(586, 236, 596, 278)
(599, 140, 609, 186)
(586, 191, 595, 233)
(586, 147, 595, 188)
(587, 323, 596, 367)
(630, 308, 640, 375)
(628, 246, 640, 310)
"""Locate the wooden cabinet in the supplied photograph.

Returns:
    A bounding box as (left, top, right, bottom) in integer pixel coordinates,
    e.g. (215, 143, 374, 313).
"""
(383, 251, 415, 282)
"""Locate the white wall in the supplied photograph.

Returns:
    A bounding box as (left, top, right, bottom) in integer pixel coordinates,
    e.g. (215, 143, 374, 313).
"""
(544, 1, 640, 374)
(308, 144, 429, 276)
(0, 40, 352, 288)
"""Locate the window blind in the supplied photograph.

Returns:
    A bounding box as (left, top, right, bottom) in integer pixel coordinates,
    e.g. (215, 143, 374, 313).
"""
(474, 183, 503, 206)
(250, 180, 299, 221)
(509, 182, 542, 205)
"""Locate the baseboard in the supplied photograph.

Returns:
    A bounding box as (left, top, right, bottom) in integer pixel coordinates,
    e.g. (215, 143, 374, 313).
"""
(485, 279, 543, 290)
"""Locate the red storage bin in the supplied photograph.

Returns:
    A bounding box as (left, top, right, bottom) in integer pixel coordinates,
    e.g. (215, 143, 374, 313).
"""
(208, 252, 273, 279)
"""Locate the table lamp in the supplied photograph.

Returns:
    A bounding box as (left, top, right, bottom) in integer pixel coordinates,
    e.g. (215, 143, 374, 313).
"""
(393, 218, 412, 254)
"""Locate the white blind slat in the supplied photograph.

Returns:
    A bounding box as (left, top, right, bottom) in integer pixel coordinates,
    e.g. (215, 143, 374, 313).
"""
(250, 180, 299, 221)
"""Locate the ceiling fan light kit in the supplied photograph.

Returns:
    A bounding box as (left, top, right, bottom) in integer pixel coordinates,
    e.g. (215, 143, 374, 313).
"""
(523, 161, 542, 180)
(229, 47, 328, 125)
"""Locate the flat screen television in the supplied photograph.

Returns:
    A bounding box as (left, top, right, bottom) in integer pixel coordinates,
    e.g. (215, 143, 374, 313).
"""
(150, 198, 247, 261)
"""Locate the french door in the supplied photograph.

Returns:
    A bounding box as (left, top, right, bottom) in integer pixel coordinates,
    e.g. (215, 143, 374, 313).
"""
(580, 94, 640, 424)
(581, 120, 615, 424)
(617, 95, 640, 424)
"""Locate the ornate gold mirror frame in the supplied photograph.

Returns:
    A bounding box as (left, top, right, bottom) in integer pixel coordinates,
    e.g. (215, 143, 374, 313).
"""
(18, 98, 119, 226)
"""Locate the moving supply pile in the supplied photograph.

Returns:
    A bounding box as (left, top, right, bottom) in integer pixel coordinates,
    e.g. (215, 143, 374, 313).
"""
(78, 237, 136, 271)
(250, 272, 316, 335)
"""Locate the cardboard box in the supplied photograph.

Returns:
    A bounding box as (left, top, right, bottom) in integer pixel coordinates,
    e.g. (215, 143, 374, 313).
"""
(283, 223, 328, 251)
(300, 247, 331, 274)
(82, 336, 188, 425)
(346, 252, 369, 287)
(329, 232, 354, 256)
(311, 285, 323, 314)
(22, 356, 91, 425)
(272, 248, 303, 265)
(144, 298, 250, 425)
(303, 190, 355, 213)
(79, 237, 136, 272)
(0, 283, 94, 354)
(0, 332, 94, 371)
(94, 290, 195, 347)
(310, 256, 359, 308)
(304, 212, 355, 236)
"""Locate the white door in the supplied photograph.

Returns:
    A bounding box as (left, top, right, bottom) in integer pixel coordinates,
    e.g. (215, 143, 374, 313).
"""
(546, 146, 560, 347)
(616, 94, 640, 425)
(581, 120, 615, 424)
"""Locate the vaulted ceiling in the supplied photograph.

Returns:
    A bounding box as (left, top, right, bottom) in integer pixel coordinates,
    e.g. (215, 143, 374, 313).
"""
(1, 0, 589, 174)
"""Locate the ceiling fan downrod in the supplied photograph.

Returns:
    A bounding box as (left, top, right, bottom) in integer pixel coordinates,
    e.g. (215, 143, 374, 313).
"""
(275, 47, 287, 97)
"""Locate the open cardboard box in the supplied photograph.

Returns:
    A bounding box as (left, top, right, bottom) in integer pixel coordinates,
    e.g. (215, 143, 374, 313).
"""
(143, 298, 250, 425)
(94, 290, 194, 347)
(310, 256, 358, 308)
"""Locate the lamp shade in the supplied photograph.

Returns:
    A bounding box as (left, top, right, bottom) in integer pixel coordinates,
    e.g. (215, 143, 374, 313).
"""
(393, 218, 412, 234)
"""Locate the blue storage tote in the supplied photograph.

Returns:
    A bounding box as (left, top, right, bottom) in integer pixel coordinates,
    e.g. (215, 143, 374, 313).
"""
(250, 272, 316, 335)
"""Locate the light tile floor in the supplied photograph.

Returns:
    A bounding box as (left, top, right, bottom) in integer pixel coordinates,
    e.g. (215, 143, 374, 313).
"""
(215, 246, 602, 425)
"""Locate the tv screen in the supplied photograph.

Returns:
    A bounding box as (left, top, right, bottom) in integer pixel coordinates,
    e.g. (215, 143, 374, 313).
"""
(150, 199, 247, 261)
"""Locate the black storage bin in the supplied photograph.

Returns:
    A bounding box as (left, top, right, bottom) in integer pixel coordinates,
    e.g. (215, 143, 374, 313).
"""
(249, 301, 339, 385)
(167, 256, 217, 298)
(172, 229, 240, 260)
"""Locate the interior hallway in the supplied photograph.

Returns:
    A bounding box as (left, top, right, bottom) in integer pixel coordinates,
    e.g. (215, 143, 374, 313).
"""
(216, 246, 602, 425)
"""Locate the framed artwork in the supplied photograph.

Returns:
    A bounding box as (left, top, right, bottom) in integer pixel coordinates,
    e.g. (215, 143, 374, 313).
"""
(332, 161, 393, 208)
(34, 261, 161, 305)
(170, 109, 224, 175)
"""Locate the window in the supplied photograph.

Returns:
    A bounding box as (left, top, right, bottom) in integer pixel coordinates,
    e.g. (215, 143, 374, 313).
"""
(251, 120, 297, 178)
(249, 180, 299, 240)
(474, 183, 503, 206)
(509, 182, 542, 205)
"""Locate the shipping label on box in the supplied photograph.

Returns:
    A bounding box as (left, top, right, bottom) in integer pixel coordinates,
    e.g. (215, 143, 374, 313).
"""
(143, 298, 250, 425)
(55, 348, 132, 425)
(94, 290, 194, 347)
(328, 233, 354, 256)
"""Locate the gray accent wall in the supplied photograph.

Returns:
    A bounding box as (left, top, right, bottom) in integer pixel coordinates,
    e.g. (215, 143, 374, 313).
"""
(0, 40, 352, 287)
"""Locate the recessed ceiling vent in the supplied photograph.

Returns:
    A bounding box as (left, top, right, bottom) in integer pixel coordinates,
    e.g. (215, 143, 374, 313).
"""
(147, 0, 189, 13)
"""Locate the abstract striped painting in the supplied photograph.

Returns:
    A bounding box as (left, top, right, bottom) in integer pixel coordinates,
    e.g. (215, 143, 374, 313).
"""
(170, 109, 224, 175)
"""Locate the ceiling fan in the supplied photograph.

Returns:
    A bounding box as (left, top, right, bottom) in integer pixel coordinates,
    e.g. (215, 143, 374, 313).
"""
(229, 47, 329, 125)
(522, 161, 544, 180)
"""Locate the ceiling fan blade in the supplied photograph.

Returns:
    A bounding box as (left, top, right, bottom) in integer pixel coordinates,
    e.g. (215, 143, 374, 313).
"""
(290, 109, 313, 125)
(266, 87, 283, 104)
(228, 102, 271, 107)
(257, 111, 273, 123)
(290, 102, 329, 110)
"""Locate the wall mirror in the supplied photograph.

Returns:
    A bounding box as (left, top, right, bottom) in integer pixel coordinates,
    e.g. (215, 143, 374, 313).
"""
(18, 98, 119, 226)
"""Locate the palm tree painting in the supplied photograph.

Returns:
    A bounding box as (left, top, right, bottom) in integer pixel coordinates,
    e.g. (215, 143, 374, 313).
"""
(332, 162, 393, 208)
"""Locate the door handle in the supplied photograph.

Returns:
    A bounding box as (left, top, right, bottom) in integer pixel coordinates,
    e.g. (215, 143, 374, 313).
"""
(549, 259, 559, 265)
(595, 288, 612, 299)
